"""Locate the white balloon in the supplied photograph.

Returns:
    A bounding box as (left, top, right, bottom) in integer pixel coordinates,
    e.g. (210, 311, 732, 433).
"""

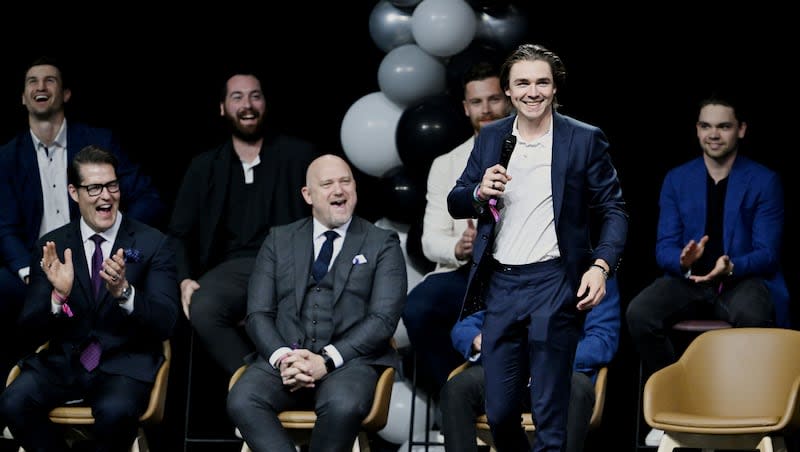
(340, 92, 404, 178)
(378, 44, 446, 107)
(369, 0, 415, 53)
(374, 217, 426, 290)
(411, 0, 477, 57)
(393, 318, 411, 349)
(378, 380, 431, 444)
(399, 430, 446, 451)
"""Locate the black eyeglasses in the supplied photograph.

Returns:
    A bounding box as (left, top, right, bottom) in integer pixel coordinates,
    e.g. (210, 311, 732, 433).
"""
(77, 180, 120, 197)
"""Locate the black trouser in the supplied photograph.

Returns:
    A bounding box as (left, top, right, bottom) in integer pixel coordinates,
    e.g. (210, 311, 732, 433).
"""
(190, 257, 256, 375)
(627, 275, 774, 376)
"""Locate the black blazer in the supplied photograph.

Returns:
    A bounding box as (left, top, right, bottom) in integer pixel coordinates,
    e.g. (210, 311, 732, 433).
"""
(20, 216, 179, 383)
(167, 133, 317, 282)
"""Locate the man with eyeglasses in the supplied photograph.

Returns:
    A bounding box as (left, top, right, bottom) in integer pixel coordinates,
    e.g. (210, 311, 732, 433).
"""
(0, 56, 165, 379)
(0, 144, 179, 451)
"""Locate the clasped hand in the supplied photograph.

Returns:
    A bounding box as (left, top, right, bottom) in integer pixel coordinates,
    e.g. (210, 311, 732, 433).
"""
(680, 235, 734, 282)
(278, 349, 328, 392)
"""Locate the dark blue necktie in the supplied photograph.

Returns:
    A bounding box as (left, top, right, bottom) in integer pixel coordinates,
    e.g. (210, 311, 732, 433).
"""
(312, 230, 339, 282)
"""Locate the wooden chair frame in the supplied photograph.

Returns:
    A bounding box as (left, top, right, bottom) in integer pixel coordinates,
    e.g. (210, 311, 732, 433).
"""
(5, 340, 171, 452)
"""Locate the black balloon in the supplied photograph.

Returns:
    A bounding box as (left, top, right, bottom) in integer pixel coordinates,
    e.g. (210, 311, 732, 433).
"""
(396, 94, 473, 180)
(466, 0, 514, 14)
(380, 166, 426, 225)
(406, 219, 436, 276)
(445, 41, 505, 98)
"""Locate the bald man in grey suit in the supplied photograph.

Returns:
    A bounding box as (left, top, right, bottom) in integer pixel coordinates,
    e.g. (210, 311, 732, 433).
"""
(227, 155, 407, 452)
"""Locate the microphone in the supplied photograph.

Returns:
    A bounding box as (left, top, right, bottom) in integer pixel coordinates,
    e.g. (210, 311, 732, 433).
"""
(488, 134, 516, 222)
(498, 134, 517, 168)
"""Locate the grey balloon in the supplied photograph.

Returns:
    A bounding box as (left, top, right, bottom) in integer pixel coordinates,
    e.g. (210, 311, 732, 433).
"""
(378, 43, 446, 107)
(369, 0, 415, 53)
(475, 4, 529, 52)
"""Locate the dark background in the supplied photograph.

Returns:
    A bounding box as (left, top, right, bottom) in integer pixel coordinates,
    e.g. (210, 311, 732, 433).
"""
(1, 3, 797, 451)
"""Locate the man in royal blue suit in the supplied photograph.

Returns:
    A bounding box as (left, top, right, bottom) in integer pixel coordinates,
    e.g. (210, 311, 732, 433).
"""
(0, 145, 178, 451)
(447, 44, 627, 452)
(627, 92, 789, 445)
(0, 56, 164, 373)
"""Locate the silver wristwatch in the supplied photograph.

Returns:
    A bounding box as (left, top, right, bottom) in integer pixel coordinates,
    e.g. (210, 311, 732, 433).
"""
(117, 284, 133, 302)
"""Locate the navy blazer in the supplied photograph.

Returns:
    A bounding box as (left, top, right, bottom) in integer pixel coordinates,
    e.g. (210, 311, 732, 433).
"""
(19, 216, 179, 383)
(244, 216, 407, 374)
(656, 155, 790, 327)
(447, 113, 628, 318)
(0, 122, 165, 275)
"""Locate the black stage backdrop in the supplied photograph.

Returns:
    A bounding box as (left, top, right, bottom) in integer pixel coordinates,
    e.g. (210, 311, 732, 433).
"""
(1, 4, 796, 451)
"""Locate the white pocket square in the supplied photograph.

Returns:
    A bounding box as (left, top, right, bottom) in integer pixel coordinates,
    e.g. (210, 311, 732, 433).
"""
(352, 254, 367, 265)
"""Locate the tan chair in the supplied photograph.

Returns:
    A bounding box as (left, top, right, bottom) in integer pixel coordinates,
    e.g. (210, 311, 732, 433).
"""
(643, 327, 800, 451)
(447, 362, 609, 449)
(5, 340, 171, 452)
(228, 363, 395, 452)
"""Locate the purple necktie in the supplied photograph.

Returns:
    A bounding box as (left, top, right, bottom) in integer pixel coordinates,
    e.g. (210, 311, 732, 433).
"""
(80, 341, 101, 372)
(90, 234, 105, 299)
(82, 234, 105, 371)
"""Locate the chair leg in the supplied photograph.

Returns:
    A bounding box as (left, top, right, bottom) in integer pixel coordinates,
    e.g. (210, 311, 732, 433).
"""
(353, 431, 370, 452)
(657, 432, 680, 452)
(756, 434, 777, 452)
(131, 427, 148, 452)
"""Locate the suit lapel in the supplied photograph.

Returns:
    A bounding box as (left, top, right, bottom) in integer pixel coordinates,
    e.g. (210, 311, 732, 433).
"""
(723, 158, 748, 252)
(685, 159, 709, 240)
(550, 113, 569, 224)
(18, 134, 46, 229)
(66, 223, 94, 307)
(332, 218, 366, 304)
(294, 220, 314, 312)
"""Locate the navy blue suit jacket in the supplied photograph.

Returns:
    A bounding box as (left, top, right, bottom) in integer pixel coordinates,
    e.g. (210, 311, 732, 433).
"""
(0, 122, 165, 276)
(19, 216, 179, 383)
(447, 113, 628, 318)
(656, 155, 790, 327)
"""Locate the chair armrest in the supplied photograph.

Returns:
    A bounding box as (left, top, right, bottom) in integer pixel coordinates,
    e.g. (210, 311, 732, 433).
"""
(643, 363, 684, 426)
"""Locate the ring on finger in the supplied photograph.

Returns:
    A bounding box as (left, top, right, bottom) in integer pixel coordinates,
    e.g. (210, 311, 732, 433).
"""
(112, 275, 119, 282)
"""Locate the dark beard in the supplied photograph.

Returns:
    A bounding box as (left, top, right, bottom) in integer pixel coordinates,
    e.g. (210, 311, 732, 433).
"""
(226, 115, 264, 143)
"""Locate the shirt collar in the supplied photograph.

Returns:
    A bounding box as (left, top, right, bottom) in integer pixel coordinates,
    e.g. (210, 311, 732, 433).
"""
(30, 118, 68, 151)
(512, 114, 553, 147)
(312, 217, 351, 241)
(80, 211, 123, 245)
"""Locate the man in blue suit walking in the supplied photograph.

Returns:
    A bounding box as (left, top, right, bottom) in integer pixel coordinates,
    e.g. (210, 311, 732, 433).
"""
(627, 91, 789, 445)
(447, 44, 628, 452)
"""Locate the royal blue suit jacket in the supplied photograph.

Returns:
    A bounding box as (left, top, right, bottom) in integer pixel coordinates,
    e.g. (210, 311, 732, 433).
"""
(0, 122, 165, 277)
(447, 114, 628, 318)
(452, 277, 622, 383)
(19, 216, 179, 383)
(656, 155, 790, 327)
